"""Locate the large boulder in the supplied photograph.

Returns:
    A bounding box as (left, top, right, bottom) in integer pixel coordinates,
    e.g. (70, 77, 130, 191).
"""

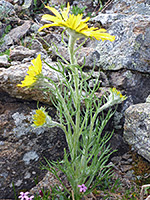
(92, 14, 150, 73)
(0, 56, 63, 104)
(104, 0, 150, 15)
(124, 103, 150, 162)
(0, 92, 67, 199)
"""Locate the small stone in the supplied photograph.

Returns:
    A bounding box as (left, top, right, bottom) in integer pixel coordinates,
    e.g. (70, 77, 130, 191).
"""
(122, 153, 132, 160)
(22, 0, 33, 9)
(15, 180, 22, 187)
(146, 95, 150, 103)
(0, 55, 9, 67)
(23, 151, 39, 165)
(120, 165, 132, 172)
(124, 170, 135, 180)
(4, 21, 31, 45)
(24, 172, 31, 179)
(111, 156, 122, 164)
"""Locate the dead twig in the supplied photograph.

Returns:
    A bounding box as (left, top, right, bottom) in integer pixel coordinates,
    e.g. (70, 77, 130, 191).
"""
(100, 0, 114, 13)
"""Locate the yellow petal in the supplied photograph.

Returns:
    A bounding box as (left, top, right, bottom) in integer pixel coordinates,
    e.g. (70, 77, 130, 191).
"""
(45, 5, 62, 20)
(38, 3, 115, 41)
(76, 22, 88, 32)
(42, 14, 61, 22)
(38, 24, 52, 32)
(38, 23, 63, 31)
(81, 16, 90, 23)
(31, 54, 42, 74)
(73, 14, 83, 29)
(17, 75, 36, 87)
(33, 109, 46, 126)
(61, 2, 70, 21)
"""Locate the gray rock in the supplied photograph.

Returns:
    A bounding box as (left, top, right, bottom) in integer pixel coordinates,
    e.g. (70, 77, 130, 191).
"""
(30, 39, 47, 56)
(0, 57, 63, 103)
(14, 0, 24, 5)
(23, 151, 39, 165)
(105, 0, 150, 15)
(0, 22, 6, 38)
(0, 0, 15, 19)
(92, 13, 127, 27)
(30, 23, 41, 33)
(146, 95, 150, 103)
(0, 92, 67, 198)
(120, 165, 132, 173)
(22, 0, 33, 9)
(109, 70, 150, 105)
(94, 14, 150, 73)
(3, 21, 31, 46)
(49, 0, 66, 5)
(124, 103, 150, 162)
(22, 0, 45, 12)
(0, 55, 10, 67)
(10, 46, 37, 61)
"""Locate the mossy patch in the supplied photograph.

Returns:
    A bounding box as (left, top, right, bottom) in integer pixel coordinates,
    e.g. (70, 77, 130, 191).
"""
(131, 152, 150, 185)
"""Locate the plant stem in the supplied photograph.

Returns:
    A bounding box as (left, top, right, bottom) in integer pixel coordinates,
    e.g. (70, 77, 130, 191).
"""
(68, 35, 77, 65)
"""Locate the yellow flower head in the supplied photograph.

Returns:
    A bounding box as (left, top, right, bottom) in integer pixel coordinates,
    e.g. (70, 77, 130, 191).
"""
(17, 54, 42, 87)
(106, 87, 127, 107)
(38, 3, 115, 41)
(111, 87, 127, 101)
(33, 107, 47, 127)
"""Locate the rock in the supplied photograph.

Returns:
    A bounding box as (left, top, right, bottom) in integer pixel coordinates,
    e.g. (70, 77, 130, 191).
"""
(88, 0, 150, 73)
(22, 0, 33, 9)
(124, 103, 150, 162)
(92, 13, 126, 28)
(124, 170, 135, 180)
(93, 14, 150, 73)
(0, 55, 10, 67)
(0, 92, 67, 199)
(30, 23, 41, 33)
(30, 39, 47, 56)
(49, 0, 66, 5)
(0, 0, 15, 19)
(10, 46, 37, 61)
(122, 152, 132, 160)
(3, 21, 31, 46)
(109, 70, 150, 104)
(0, 57, 63, 103)
(105, 0, 150, 15)
(120, 165, 132, 173)
(146, 95, 150, 103)
(111, 156, 122, 164)
(0, 23, 6, 38)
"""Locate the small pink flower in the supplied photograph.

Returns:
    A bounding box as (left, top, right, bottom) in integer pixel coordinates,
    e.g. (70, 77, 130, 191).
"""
(27, 195, 34, 200)
(78, 184, 87, 193)
(39, 190, 44, 197)
(18, 192, 29, 200)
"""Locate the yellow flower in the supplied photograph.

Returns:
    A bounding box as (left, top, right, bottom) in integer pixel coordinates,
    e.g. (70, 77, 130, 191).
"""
(38, 3, 115, 41)
(112, 87, 126, 101)
(33, 108, 46, 126)
(17, 54, 42, 87)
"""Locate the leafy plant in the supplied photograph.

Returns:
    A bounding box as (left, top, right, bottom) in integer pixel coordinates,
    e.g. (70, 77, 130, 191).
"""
(71, 5, 87, 16)
(17, 3, 125, 200)
(0, 49, 10, 57)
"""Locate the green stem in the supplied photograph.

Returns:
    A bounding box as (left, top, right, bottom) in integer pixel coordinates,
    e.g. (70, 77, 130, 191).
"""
(68, 35, 77, 65)
(68, 35, 81, 161)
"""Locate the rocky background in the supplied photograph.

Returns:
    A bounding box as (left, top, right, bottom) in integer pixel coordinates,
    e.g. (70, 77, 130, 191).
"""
(0, 0, 150, 199)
